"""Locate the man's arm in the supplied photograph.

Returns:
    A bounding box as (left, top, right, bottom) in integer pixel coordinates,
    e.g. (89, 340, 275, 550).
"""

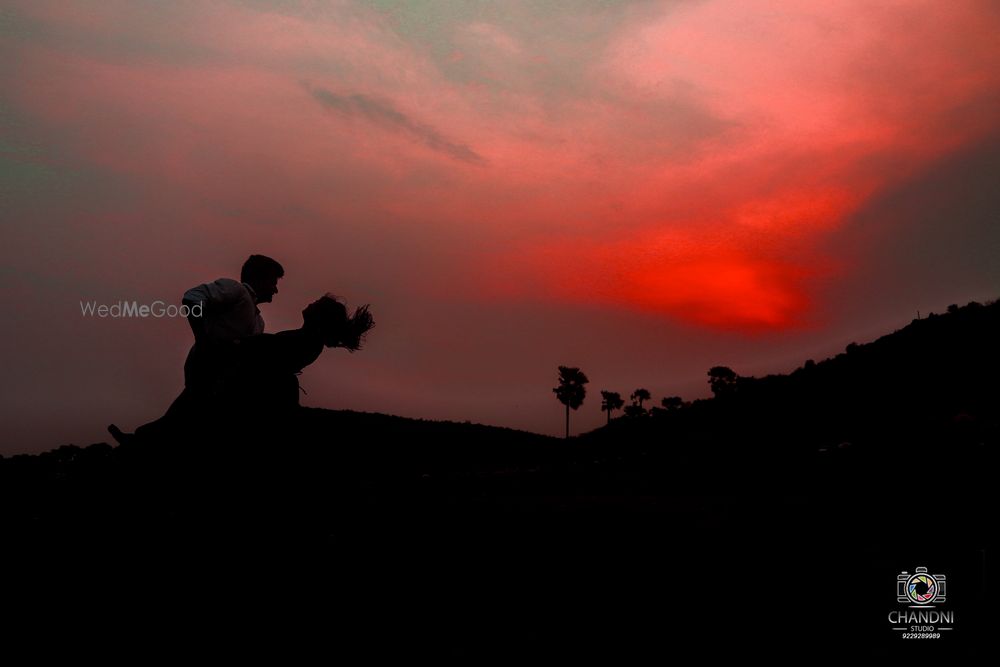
(183, 296, 206, 339)
(182, 279, 243, 342)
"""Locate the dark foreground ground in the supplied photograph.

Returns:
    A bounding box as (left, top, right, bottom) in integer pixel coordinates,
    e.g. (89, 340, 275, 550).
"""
(1, 410, 989, 659)
(5, 300, 992, 656)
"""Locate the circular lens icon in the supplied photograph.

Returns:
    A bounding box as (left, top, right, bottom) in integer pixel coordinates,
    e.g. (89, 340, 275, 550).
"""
(906, 573, 938, 604)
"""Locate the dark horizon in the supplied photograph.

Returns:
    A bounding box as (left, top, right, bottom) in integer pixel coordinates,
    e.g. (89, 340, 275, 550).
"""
(5, 295, 997, 456)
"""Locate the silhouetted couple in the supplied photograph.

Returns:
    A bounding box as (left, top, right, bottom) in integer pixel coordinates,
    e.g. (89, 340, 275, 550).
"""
(109, 255, 373, 445)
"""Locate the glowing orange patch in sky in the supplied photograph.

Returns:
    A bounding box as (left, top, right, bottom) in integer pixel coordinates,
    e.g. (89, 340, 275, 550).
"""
(456, 1, 1000, 332)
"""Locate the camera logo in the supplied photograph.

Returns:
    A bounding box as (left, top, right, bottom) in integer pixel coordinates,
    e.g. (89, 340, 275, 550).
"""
(896, 567, 947, 606)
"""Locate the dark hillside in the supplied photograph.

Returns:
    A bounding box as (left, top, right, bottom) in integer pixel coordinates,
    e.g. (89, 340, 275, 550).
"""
(2, 300, 992, 657)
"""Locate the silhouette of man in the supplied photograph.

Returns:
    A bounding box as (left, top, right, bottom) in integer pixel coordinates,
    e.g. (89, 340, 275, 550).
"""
(108, 254, 284, 444)
(180, 255, 283, 400)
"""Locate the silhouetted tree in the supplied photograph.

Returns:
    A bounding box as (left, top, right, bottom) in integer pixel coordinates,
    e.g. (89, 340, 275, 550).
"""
(630, 388, 651, 409)
(708, 366, 738, 397)
(553, 366, 589, 439)
(623, 404, 646, 418)
(660, 396, 683, 411)
(622, 388, 651, 418)
(600, 390, 625, 425)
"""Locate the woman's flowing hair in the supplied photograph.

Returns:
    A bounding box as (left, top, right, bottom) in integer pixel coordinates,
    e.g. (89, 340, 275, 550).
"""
(341, 300, 374, 351)
(305, 293, 375, 351)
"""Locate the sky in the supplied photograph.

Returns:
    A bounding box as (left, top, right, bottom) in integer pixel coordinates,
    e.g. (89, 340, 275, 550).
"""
(2, 0, 999, 454)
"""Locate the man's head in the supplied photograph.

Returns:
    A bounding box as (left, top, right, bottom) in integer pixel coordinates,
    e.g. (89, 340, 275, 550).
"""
(241, 254, 284, 304)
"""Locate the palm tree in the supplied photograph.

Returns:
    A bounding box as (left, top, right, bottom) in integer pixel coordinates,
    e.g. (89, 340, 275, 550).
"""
(600, 390, 624, 425)
(630, 388, 651, 410)
(553, 366, 589, 439)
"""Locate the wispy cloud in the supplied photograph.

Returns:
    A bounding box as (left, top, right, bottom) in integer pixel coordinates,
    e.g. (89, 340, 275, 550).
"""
(307, 84, 487, 166)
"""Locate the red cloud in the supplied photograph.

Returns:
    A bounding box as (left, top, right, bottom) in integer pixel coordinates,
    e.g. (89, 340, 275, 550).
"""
(6, 0, 1000, 335)
(454, 0, 1000, 331)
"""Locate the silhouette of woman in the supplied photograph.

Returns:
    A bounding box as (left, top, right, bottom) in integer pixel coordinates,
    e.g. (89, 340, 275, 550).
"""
(220, 294, 373, 414)
(109, 294, 373, 445)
